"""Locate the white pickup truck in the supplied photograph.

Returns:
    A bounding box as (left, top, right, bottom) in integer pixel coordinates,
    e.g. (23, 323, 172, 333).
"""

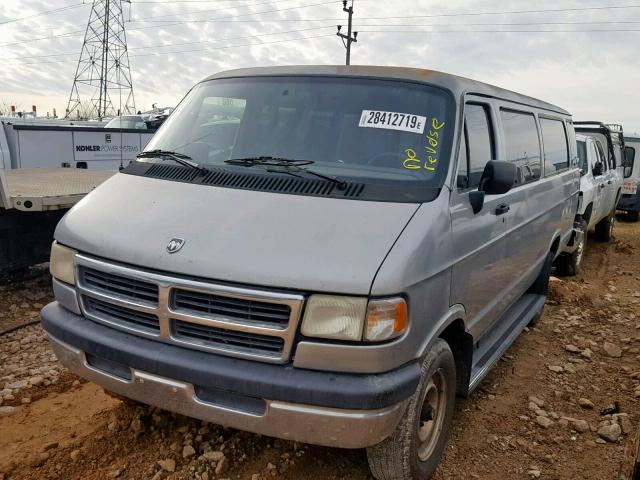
(556, 132, 622, 275)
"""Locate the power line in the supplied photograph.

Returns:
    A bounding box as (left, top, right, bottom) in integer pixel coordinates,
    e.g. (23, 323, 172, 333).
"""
(0, 25, 335, 61)
(0, 2, 87, 26)
(5, 33, 335, 67)
(358, 28, 640, 33)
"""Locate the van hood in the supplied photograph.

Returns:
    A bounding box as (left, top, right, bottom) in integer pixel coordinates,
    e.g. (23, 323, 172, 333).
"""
(56, 173, 420, 295)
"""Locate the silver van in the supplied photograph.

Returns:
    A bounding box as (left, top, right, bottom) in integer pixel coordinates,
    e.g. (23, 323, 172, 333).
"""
(41, 66, 579, 479)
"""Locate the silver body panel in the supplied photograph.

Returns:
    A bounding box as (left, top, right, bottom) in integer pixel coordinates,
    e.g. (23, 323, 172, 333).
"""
(56, 173, 418, 295)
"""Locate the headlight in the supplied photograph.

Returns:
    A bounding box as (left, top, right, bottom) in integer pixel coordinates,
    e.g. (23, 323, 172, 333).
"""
(50, 242, 77, 285)
(301, 295, 408, 342)
(301, 295, 367, 341)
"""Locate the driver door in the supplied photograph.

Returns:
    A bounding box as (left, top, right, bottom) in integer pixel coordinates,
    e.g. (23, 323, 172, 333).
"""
(450, 100, 509, 339)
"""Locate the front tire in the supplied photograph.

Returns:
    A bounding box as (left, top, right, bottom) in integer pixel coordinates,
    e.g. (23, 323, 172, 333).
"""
(366, 339, 456, 480)
(595, 210, 615, 242)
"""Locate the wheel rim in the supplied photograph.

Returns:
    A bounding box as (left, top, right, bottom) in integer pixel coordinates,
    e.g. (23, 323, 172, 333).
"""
(417, 369, 447, 462)
(575, 237, 584, 267)
(609, 216, 614, 236)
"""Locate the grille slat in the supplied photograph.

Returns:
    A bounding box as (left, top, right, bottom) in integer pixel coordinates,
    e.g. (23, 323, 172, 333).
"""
(81, 267, 159, 305)
(173, 320, 284, 356)
(173, 289, 290, 328)
(84, 296, 160, 333)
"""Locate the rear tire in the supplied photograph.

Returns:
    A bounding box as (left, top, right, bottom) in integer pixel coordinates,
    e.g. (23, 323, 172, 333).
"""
(627, 210, 640, 222)
(366, 339, 456, 480)
(595, 210, 615, 242)
(555, 220, 587, 276)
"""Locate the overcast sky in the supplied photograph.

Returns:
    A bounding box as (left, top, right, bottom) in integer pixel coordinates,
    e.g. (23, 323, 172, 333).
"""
(0, 0, 638, 133)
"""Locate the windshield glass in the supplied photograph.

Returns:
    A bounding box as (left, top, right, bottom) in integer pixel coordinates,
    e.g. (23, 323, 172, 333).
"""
(144, 76, 455, 187)
(105, 116, 146, 129)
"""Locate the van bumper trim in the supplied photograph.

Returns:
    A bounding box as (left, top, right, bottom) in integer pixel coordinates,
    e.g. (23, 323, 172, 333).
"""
(47, 332, 408, 448)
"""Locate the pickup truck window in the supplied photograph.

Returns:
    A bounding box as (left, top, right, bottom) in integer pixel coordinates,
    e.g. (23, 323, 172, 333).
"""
(143, 76, 455, 190)
(595, 140, 608, 172)
(500, 109, 542, 185)
(540, 118, 569, 177)
(577, 140, 588, 175)
(457, 104, 494, 190)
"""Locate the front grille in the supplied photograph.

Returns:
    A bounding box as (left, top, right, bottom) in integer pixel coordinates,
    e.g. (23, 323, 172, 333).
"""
(75, 255, 303, 363)
(80, 267, 159, 305)
(172, 289, 291, 329)
(84, 296, 160, 334)
(172, 320, 284, 357)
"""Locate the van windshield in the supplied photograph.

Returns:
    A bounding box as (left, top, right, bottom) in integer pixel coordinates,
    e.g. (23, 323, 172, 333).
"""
(144, 76, 454, 189)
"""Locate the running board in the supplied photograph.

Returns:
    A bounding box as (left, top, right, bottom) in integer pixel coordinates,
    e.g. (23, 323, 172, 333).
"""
(468, 293, 546, 393)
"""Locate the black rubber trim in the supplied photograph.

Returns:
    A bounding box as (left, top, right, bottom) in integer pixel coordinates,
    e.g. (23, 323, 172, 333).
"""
(10, 124, 156, 134)
(122, 160, 441, 204)
(41, 302, 420, 410)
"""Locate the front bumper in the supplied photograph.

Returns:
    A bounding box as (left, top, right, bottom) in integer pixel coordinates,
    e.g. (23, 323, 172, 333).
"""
(42, 302, 418, 448)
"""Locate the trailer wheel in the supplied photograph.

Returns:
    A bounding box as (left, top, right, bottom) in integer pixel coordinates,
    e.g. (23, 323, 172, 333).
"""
(366, 339, 456, 480)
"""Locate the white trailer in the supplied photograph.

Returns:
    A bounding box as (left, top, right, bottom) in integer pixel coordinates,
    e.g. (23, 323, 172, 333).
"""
(0, 119, 154, 171)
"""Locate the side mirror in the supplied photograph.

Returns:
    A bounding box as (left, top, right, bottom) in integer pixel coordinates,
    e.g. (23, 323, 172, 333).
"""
(593, 162, 603, 176)
(479, 160, 518, 195)
(469, 161, 517, 214)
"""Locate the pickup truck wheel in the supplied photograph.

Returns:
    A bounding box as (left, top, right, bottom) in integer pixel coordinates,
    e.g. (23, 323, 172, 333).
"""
(595, 211, 615, 242)
(555, 220, 587, 276)
(366, 339, 456, 480)
(628, 211, 640, 222)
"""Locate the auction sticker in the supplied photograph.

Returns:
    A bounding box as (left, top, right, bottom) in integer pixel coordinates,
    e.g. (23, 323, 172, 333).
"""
(359, 110, 426, 134)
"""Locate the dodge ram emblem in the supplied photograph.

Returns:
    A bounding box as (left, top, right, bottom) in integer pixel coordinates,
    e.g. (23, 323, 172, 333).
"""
(166, 238, 185, 254)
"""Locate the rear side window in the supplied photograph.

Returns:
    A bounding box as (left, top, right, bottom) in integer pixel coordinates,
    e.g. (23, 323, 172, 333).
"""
(500, 110, 542, 184)
(457, 104, 494, 190)
(540, 118, 569, 176)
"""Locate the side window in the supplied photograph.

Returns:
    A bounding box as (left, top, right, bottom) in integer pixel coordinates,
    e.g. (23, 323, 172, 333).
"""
(576, 140, 588, 175)
(540, 118, 569, 177)
(595, 141, 608, 172)
(458, 103, 494, 190)
(500, 109, 542, 184)
(588, 142, 600, 176)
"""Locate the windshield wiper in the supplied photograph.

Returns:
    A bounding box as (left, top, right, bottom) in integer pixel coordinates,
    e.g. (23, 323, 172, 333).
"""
(224, 156, 347, 188)
(137, 149, 208, 174)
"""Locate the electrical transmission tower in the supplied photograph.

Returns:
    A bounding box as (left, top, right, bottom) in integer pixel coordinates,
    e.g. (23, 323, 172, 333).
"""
(66, 0, 135, 119)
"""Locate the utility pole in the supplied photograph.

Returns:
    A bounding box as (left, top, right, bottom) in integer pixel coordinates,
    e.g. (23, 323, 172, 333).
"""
(337, 0, 357, 66)
(66, 0, 135, 119)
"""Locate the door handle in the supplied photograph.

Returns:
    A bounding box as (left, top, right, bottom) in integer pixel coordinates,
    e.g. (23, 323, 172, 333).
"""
(495, 203, 510, 215)
(607, 180, 612, 184)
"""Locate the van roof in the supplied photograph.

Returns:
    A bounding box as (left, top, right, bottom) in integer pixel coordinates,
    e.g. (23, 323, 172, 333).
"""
(202, 65, 571, 116)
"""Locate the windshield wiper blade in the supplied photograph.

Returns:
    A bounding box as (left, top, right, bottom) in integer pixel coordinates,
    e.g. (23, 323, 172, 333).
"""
(224, 156, 314, 168)
(137, 149, 208, 174)
(225, 156, 347, 188)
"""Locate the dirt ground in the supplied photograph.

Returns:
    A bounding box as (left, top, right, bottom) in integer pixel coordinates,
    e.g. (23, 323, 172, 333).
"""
(1, 220, 640, 480)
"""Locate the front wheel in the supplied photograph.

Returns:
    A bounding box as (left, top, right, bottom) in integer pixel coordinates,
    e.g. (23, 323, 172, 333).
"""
(366, 339, 456, 480)
(595, 210, 615, 242)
